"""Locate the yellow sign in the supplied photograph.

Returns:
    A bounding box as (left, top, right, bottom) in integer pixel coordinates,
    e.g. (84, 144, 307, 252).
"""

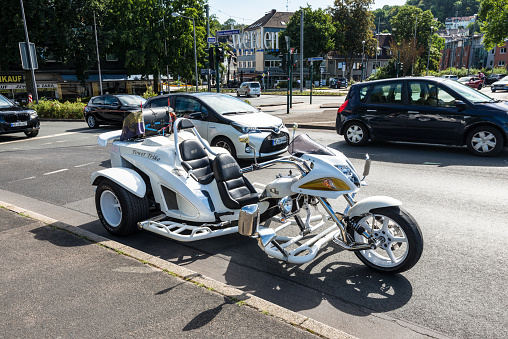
(0, 75, 23, 83)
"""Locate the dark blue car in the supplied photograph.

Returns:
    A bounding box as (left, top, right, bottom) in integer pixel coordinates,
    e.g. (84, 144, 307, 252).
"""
(336, 76, 508, 156)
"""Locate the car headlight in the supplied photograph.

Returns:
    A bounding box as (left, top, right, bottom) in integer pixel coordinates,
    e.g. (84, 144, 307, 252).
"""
(29, 110, 38, 119)
(336, 165, 360, 188)
(232, 123, 260, 133)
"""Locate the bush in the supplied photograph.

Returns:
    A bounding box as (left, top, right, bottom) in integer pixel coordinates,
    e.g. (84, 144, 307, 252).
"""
(28, 98, 85, 119)
(142, 86, 158, 99)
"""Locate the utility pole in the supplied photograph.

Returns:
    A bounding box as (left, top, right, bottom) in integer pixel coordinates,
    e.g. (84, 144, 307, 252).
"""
(206, 4, 211, 92)
(19, 0, 38, 103)
(94, 12, 103, 95)
(300, 11, 304, 93)
(412, 14, 418, 76)
(467, 14, 478, 75)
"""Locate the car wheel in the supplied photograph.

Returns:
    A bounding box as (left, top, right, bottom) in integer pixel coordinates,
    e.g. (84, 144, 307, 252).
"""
(24, 130, 39, 137)
(466, 126, 504, 157)
(236, 91, 240, 97)
(257, 94, 260, 97)
(344, 121, 369, 146)
(95, 179, 149, 236)
(478, 84, 482, 90)
(86, 114, 99, 129)
(491, 88, 496, 92)
(212, 137, 237, 158)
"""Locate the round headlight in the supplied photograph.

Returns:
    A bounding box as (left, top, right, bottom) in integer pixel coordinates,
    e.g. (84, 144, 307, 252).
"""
(278, 196, 293, 216)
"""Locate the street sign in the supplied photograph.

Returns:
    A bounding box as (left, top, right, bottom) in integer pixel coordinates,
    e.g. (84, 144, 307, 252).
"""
(207, 37, 216, 43)
(307, 57, 323, 61)
(217, 29, 240, 36)
(18, 42, 38, 70)
(200, 69, 216, 75)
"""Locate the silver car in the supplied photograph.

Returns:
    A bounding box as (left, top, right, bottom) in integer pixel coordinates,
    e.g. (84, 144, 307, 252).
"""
(236, 82, 261, 97)
(491, 78, 508, 92)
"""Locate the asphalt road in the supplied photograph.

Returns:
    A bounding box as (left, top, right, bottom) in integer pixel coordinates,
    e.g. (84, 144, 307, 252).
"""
(1, 92, 507, 338)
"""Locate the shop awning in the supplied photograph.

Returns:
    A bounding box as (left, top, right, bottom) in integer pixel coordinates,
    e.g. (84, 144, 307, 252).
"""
(61, 74, 128, 82)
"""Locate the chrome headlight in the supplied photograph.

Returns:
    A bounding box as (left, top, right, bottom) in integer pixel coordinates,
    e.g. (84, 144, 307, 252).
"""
(29, 110, 38, 119)
(232, 123, 260, 134)
(336, 165, 360, 188)
(278, 196, 293, 216)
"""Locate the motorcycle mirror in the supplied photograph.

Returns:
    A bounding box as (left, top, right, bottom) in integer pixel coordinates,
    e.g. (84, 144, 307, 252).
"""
(239, 135, 249, 144)
(292, 123, 298, 130)
(363, 154, 371, 178)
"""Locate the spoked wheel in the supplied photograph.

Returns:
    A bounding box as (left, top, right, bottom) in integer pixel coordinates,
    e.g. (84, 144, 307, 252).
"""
(349, 206, 423, 273)
(344, 121, 369, 146)
(466, 126, 503, 156)
(212, 137, 237, 158)
(24, 130, 39, 137)
(95, 179, 149, 236)
(86, 114, 99, 129)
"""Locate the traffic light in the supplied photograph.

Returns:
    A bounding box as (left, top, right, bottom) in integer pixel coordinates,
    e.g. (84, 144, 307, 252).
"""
(280, 55, 287, 71)
(397, 62, 403, 71)
(291, 54, 297, 71)
(207, 48, 215, 70)
(216, 47, 224, 63)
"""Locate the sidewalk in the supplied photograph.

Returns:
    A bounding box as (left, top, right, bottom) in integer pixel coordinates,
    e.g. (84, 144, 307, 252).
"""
(0, 202, 356, 339)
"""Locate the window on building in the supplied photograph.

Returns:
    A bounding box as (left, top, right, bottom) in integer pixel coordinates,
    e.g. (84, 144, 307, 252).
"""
(252, 61, 256, 68)
(500, 48, 507, 54)
(490, 60, 493, 66)
(498, 60, 506, 67)
(265, 61, 270, 67)
(106, 54, 118, 62)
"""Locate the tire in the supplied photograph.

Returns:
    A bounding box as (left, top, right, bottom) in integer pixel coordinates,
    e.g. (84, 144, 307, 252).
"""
(349, 206, 424, 274)
(257, 94, 260, 97)
(236, 91, 240, 97)
(466, 126, 504, 156)
(24, 130, 39, 137)
(344, 121, 369, 146)
(212, 136, 237, 158)
(491, 88, 496, 92)
(86, 114, 99, 129)
(478, 85, 482, 90)
(95, 179, 149, 236)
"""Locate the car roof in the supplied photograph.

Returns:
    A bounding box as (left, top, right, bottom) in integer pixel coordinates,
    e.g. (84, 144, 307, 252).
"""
(351, 76, 448, 87)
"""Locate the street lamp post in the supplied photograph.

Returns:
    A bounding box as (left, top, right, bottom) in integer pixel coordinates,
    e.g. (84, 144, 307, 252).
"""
(361, 40, 365, 82)
(172, 13, 198, 92)
(467, 14, 478, 75)
(426, 26, 434, 75)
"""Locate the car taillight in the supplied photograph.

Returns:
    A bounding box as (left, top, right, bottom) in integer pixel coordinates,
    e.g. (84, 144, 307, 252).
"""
(338, 100, 348, 114)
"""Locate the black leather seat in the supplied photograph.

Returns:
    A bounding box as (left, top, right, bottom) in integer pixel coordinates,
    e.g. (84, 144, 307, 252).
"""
(212, 153, 261, 209)
(179, 140, 214, 185)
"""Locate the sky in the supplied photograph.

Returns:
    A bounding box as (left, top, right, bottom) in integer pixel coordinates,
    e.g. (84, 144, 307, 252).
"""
(209, 0, 408, 24)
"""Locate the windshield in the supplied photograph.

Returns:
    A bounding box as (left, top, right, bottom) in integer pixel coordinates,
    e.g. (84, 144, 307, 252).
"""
(249, 82, 260, 88)
(457, 77, 471, 82)
(0, 95, 14, 108)
(444, 80, 496, 103)
(117, 95, 146, 106)
(200, 95, 257, 115)
(288, 134, 335, 157)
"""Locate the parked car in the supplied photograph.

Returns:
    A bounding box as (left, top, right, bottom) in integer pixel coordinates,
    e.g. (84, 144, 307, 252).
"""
(457, 76, 483, 89)
(83, 94, 147, 128)
(491, 78, 508, 92)
(335, 76, 508, 156)
(330, 78, 348, 89)
(143, 92, 289, 159)
(236, 82, 261, 97)
(485, 74, 506, 85)
(0, 94, 39, 137)
(441, 74, 458, 81)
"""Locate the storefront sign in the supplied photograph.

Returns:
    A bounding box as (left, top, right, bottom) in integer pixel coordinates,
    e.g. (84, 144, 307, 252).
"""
(0, 83, 57, 90)
(232, 28, 279, 52)
(0, 75, 23, 83)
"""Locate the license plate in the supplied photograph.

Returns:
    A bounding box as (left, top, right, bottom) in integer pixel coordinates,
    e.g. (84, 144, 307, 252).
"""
(11, 121, 27, 127)
(272, 136, 287, 146)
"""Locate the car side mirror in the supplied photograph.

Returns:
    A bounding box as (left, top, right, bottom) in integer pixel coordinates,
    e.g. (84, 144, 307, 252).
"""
(455, 100, 467, 109)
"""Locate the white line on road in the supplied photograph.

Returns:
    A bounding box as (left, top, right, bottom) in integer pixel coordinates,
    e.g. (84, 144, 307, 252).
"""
(6, 176, 36, 184)
(74, 162, 94, 168)
(0, 132, 78, 145)
(43, 169, 68, 175)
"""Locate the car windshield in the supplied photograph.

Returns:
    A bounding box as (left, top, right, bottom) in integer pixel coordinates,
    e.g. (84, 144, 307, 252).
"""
(0, 95, 14, 108)
(200, 95, 257, 115)
(457, 77, 471, 82)
(117, 95, 146, 106)
(444, 80, 497, 103)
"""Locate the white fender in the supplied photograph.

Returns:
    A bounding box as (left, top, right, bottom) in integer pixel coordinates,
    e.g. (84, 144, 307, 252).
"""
(346, 196, 402, 218)
(91, 168, 146, 198)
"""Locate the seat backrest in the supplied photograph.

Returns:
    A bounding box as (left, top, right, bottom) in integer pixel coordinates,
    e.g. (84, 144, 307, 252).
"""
(179, 139, 214, 185)
(212, 153, 258, 209)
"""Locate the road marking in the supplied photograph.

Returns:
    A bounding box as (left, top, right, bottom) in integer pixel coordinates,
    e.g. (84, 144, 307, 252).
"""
(6, 176, 36, 184)
(74, 162, 94, 168)
(43, 169, 68, 175)
(0, 132, 78, 145)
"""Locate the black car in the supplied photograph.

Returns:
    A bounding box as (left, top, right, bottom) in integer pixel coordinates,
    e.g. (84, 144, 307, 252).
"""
(485, 74, 506, 85)
(0, 94, 39, 137)
(84, 94, 147, 128)
(336, 76, 508, 156)
(330, 78, 348, 89)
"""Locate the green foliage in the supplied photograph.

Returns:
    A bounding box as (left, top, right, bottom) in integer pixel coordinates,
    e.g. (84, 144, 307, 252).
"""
(142, 86, 157, 99)
(372, 5, 402, 33)
(28, 98, 86, 119)
(479, 0, 508, 50)
(330, 0, 377, 81)
(406, 0, 480, 23)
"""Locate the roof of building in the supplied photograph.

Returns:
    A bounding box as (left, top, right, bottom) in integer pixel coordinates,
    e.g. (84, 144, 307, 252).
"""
(445, 16, 475, 22)
(245, 9, 293, 30)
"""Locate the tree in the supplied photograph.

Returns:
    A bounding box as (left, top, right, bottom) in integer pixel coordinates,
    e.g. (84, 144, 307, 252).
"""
(406, 0, 480, 23)
(329, 0, 377, 81)
(372, 5, 401, 34)
(479, 0, 508, 50)
(391, 5, 436, 75)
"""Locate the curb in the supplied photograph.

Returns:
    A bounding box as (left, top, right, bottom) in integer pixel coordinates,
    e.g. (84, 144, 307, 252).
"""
(0, 201, 358, 339)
